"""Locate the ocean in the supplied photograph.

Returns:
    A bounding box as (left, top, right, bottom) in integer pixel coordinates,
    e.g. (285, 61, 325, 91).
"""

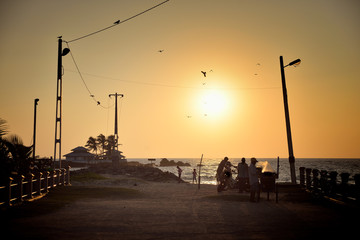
(128, 157, 360, 185)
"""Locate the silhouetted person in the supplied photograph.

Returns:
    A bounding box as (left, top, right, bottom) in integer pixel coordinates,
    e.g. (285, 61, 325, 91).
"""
(216, 157, 228, 184)
(192, 169, 197, 184)
(177, 166, 183, 183)
(249, 157, 260, 202)
(237, 158, 248, 193)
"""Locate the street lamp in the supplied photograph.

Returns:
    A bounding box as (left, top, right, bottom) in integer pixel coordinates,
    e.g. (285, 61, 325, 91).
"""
(33, 98, 39, 161)
(54, 36, 70, 169)
(280, 56, 301, 184)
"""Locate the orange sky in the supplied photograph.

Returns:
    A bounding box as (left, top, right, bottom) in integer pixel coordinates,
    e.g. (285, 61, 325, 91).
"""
(1, 0, 360, 159)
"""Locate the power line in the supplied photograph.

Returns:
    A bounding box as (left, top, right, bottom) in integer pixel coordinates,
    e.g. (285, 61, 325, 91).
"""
(66, 0, 170, 43)
(65, 69, 280, 91)
(65, 42, 112, 109)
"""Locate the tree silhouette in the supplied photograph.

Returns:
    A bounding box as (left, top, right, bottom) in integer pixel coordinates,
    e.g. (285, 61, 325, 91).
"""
(96, 134, 106, 158)
(85, 136, 98, 155)
(105, 135, 116, 157)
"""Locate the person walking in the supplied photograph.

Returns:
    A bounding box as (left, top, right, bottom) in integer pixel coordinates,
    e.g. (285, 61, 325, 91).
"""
(237, 158, 249, 193)
(177, 166, 183, 183)
(192, 169, 197, 184)
(249, 157, 260, 202)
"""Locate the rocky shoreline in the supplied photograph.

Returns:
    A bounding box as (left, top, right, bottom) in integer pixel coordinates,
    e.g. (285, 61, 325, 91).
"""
(71, 162, 185, 183)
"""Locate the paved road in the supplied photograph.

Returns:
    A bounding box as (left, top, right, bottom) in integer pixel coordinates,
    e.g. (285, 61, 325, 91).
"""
(1, 181, 358, 240)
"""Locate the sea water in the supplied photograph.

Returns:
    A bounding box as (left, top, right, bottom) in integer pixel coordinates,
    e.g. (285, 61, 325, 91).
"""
(128, 158, 360, 185)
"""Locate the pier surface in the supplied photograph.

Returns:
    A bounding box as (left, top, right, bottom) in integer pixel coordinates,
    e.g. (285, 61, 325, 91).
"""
(1, 174, 358, 240)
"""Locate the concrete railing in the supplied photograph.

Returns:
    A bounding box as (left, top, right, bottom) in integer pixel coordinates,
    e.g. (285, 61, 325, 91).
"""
(0, 166, 70, 207)
(299, 167, 360, 204)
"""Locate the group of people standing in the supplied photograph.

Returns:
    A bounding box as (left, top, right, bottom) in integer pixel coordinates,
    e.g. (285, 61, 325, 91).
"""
(217, 157, 260, 202)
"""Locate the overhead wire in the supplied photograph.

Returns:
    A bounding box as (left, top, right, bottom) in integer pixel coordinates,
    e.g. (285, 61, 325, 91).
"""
(65, 42, 112, 109)
(66, 0, 170, 43)
(62, 0, 171, 108)
(65, 69, 280, 91)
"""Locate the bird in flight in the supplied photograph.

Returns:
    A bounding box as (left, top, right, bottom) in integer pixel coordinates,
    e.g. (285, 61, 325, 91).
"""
(158, 50, 164, 53)
(97, 101, 101, 105)
(201, 71, 207, 77)
(114, 20, 120, 24)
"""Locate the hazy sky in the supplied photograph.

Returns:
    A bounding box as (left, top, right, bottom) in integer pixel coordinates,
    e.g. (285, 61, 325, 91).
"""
(1, 0, 359, 159)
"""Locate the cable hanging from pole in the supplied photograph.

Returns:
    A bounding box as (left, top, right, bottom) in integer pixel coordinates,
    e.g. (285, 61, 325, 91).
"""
(65, 42, 112, 109)
(66, 0, 170, 43)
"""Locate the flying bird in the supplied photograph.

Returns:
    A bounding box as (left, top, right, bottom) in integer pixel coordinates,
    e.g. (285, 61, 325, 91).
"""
(114, 20, 120, 24)
(201, 71, 207, 77)
(158, 50, 164, 53)
(97, 101, 101, 105)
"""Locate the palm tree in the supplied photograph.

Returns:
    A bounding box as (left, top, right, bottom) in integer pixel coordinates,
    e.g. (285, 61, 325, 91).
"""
(0, 119, 33, 182)
(0, 118, 8, 138)
(96, 134, 106, 158)
(85, 136, 98, 155)
(105, 135, 116, 158)
(0, 118, 11, 182)
(1, 134, 33, 176)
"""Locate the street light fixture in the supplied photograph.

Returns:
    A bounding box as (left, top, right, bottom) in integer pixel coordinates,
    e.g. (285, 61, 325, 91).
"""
(33, 98, 39, 161)
(54, 37, 70, 169)
(280, 56, 301, 184)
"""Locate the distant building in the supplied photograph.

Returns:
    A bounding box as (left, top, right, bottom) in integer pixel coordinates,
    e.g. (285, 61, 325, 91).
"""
(63, 146, 95, 164)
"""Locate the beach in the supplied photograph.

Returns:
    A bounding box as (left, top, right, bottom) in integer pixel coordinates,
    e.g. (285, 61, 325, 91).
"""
(1, 170, 358, 240)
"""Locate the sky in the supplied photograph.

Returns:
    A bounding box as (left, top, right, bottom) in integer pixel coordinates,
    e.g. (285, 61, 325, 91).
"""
(1, 0, 360, 159)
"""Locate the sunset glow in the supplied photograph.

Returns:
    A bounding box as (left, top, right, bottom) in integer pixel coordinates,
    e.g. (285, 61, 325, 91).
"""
(0, 0, 359, 158)
(199, 89, 229, 118)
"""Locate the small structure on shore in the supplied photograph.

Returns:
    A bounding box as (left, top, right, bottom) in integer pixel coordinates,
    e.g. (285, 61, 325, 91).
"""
(64, 146, 95, 164)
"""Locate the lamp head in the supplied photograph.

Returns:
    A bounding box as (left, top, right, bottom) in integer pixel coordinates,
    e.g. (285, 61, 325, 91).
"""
(288, 59, 301, 66)
(62, 48, 70, 56)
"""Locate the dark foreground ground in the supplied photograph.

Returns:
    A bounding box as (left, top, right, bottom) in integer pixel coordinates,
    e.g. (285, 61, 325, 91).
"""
(1, 175, 359, 240)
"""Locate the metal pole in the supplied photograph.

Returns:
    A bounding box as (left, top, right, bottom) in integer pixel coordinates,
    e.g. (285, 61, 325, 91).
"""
(54, 37, 62, 169)
(198, 154, 203, 189)
(280, 56, 296, 184)
(33, 98, 39, 161)
(115, 93, 118, 150)
(109, 93, 124, 151)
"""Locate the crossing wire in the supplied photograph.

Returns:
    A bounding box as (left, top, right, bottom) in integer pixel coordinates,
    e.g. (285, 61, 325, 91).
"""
(66, 0, 170, 43)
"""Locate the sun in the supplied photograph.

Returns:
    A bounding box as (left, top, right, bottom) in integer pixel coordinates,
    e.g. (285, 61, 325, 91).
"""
(199, 89, 229, 117)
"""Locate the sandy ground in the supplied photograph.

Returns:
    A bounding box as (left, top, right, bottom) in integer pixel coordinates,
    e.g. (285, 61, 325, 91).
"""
(1, 174, 358, 240)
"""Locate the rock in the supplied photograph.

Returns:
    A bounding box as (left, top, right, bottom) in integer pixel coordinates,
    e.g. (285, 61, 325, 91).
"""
(159, 158, 191, 167)
(82, 162, 185, 183)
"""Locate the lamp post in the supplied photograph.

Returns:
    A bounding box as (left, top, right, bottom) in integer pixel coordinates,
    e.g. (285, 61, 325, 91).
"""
(54, 36, 70, 169)
(33, 98, 39, 161)
(280, 56, 301, 184)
